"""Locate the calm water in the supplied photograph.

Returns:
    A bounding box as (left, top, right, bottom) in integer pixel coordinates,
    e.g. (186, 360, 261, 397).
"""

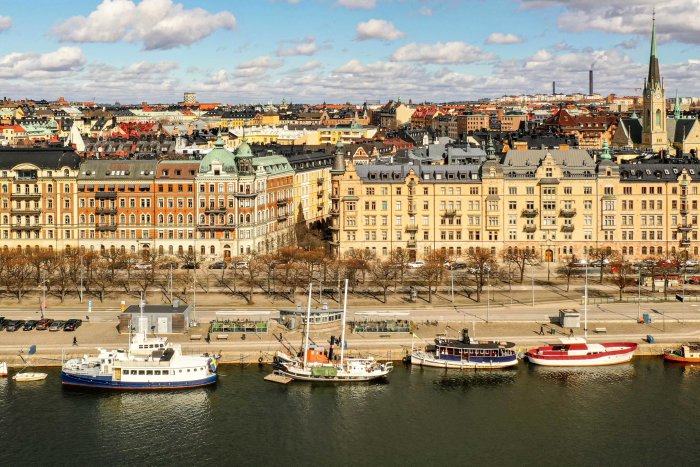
(1, 360, 698, 466)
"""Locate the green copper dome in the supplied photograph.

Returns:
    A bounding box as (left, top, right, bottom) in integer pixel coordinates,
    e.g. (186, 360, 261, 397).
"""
(199, 137, 238, 173)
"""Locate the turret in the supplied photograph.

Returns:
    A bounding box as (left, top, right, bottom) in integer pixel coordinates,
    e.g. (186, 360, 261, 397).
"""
(330, 141, 346, 175)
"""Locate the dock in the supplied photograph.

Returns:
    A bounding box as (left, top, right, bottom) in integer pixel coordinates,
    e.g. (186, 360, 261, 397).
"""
(264, 372, 293, 384)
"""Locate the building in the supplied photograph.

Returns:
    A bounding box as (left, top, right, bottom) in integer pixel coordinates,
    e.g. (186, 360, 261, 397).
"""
(287, 150, 334, 227)
(183, 92, 197, 104)
(154, 160, 199, 258)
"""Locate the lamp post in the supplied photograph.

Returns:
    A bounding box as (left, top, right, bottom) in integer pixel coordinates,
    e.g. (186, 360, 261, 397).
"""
(451, 268, 455, 304)
(39, 272, 47, 320)
(531, 261, 535, 308)
(637, 265, 642, 322)
(486, 268, 490, 323)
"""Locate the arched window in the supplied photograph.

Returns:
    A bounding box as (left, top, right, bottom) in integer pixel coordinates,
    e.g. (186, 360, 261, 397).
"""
(177, 214, 184, 224)
(655, 109, 662, 127)
(158, 214, 164, 223)
(130, 214, 136, 224)
(120, 214, 126, 224)
(629, 247, 634, 255)
(210, 246, 215, 254)
(657, 246, 663, 254)
(167, 214, 174, 223)
(64, 215, 70, 224)
(228, 214, 234, 224)
(79, 215, 85, 224)
(622, 246, 627, 255)
(200, 245, 205, 255)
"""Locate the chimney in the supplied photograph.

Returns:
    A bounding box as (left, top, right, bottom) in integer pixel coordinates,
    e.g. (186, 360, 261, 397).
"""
(589, 70, 593, 96)
(552, 81, 556, 95)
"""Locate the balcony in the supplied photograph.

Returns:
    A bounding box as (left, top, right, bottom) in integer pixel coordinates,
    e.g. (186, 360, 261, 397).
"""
(442, 209, 457, 217)
(561, 225, 575, 233)
(11, 192, 41, 200)
(95, 223, 118, 231)
(197, 224, 231, 231)
(680, 208, 689, 216)
(317, 190, 325, 197)
(277, 213, 289, 221)
(523, 225, 536, 233)
(407, 240, 417, 248)
(522, 209, 538, 218)
(317, 177, 324, 185)
(95, 191, 118, 199)
(95, 207, 118, 215)
(235, 191, 258, 199)
(204, 207, 227, 214)
(405, 224, 419, 232)
(329, 208, 340, 216)
(14, 176, 37, 183)
(329, 224, 340, 231)
(10, 224, 41, 231)
(678, 225, 693, 233)
(330, 193, 340, 201)
(408, 205, 417, 215)
(317, 202, 325, 209)
(276, 198, 289, 206)
(11, 207, 42, 215)
(486, 224, 500, 231)
(680, 239, 691, 247)
(559, 209, 577, 218)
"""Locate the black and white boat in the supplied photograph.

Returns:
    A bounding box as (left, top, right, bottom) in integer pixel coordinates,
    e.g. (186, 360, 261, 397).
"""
(411, 329, 518, 369)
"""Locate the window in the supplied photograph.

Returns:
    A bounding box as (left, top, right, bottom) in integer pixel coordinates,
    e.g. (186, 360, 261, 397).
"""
(584, 187, 592, 195)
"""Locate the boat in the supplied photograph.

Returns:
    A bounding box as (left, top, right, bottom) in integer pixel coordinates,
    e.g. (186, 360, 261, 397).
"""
(271, 281, 393, 383)
(526, 338, 638, 367)
(664, 343, 700, 363)
(13, 372, 48, 382)
(60, 300, 219, 390)
(0, 362, 7, 377)
(411, 328, 518, 369)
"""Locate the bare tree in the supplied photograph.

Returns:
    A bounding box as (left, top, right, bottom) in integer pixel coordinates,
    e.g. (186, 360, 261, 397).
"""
(465, 247, 498, 302)
(241, 254, 264, 304)
(48, 254, 73, 303)
(414, 250, 446, 303)
(368, 259, 398, 303)
(501, 246, 537, 283)
(3, 256, 35, 302)
(91, 259, 112, 303)
(257, 253, 278, 295)
(557, 254, 580, 292)
(611, 261, 635, 300)
(390, 248, 411, 285)
(641, 256, 661, 293)
(589, 247, 618, 283)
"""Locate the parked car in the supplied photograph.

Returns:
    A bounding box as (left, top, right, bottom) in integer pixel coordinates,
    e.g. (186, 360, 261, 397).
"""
(0, 317, 5, 331)
(181, 262, 200, 269)
(23, 320, 38, 331)
(683, 259, 699, 267)
(6, 320, 25, 332)
(688, 276, 700, 285)
(658, 259, 679, 268)
(64, 319, 83, 332)
(590, 259, 610, 268)
(208, 261, 227, 269)
(134, 262, 153, 270)
(49, 320, 66, 332)
(35, 319, 54, 331)
(158, 261, 179, 269)
(231, 261, 249, 269)
(407, 261, 425, 269)
(445, 261, 467, 270)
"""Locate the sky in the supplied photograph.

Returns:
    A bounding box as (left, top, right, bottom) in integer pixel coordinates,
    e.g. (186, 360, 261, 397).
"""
(0, 0, 699, 104)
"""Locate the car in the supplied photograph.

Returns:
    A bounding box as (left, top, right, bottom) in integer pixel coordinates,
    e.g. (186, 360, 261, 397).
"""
(208, 261, 227, 269)
(590, 259, 610, 268)
(231, 261, 249, 269)
(688, 276, 700, 285)
(658, 259, 679, 268)
(133, 262, 153, 270)
(22, 320, 37, 331)
(181, 263, 200, 269)
(6, 320, 25, 332)
(449, 262, 467, 270)
(35, 319, 54, 331)
(0, 317, 5, 331)
(683, 259, 699, 267)
(407, 261, 425, 269)
(49, 320, 66, 332)
(64, 319, 83, 332)
(158, 261, 179, 269)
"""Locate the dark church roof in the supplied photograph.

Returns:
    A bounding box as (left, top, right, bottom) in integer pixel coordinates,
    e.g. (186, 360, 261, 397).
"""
(0, 147, 81, 170)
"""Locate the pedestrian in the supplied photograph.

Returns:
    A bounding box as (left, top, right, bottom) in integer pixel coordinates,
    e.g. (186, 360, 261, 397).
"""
(206, 332, 210, 344)
(72, 336, 78, 346)
(569, 328, 574, 338)
(539, 325, 545, 336)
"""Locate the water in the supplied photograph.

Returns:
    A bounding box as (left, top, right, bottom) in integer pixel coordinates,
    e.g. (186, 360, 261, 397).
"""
(1, 360, 698, 466)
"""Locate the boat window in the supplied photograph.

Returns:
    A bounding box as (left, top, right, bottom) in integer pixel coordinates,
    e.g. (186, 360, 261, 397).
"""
(146, 370, 153, 375)
(179, 370, 182, 373)
(139, 345, 143, 349)
(138, 370, 145, 375)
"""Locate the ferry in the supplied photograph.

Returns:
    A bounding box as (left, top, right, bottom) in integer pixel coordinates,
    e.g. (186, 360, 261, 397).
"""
(526, 338, 637, 367)
(411, 329, 518, 369)
(61, 303, 219, 390)
(664, 343, 700, 363)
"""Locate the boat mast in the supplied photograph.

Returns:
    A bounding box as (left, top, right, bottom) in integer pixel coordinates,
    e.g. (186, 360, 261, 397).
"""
(339, 279, 349, 366)
(302, 284, 313, 370)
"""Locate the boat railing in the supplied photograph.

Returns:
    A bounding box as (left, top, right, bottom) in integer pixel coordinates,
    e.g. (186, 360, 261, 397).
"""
(117, 360, 172, 368)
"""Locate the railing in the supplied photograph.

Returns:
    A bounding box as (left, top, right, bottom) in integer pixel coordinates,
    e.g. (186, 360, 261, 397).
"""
(317, 177, 324, 185)
(561, 225, 575, 232)
(407, 240, 416, 248)
(523, 225, 536, 233)
(442, 209, 457, 217)
(204, 208, 227, 214)
(11, 193, 41, 199)
(14, 176, 37, 183)
(351, 320, 411, 333)
(678, 225, 693, 232)
(11, 208, 42, 215)
(10, 224, 42, 230)
(234, 191, 258, 198)
(95, 224, 118, 231)
(559, 209, 577, 218)
(329, 208, 340, 216)
(405, 224, 419, 232)
(276, 198, 289, 206)
(522, 209, 538, 217)
(95, 192, 118, 199)
(95, 208, 117, 215)
(210, 320, 268, 334)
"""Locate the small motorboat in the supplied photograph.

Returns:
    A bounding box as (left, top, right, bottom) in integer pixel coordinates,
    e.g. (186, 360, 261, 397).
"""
(0, 361, 8, 377)
(527, 338, 637, 367)
(664, 343, 700, 363)
(13, 372, 48, 382)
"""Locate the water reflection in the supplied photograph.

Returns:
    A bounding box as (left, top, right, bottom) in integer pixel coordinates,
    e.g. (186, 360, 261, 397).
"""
(409, 366, 518, 391)
(664, 360, 700, 378)
(528, 363, 636, 386)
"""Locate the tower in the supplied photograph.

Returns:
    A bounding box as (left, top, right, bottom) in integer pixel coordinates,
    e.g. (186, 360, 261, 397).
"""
(641, 13, 667, 152)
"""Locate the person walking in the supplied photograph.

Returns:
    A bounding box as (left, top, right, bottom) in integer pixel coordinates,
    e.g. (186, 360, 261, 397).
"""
(72, 336, 78, 346)
(539, 325, 545, 336)
(569, 328, 574, 338)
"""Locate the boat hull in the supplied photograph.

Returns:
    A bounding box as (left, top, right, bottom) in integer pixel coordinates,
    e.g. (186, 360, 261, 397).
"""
(273, 368, 390, 383)
(410, 351, 518, 369)
(13, 372, 48, 382)
(60, 371, 217, 390)
(527, 350, 635, 367)
(663, 354, 700, 364)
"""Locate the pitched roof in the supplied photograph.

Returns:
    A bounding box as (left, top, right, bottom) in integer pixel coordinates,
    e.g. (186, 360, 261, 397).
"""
(0, 147, 81, 170)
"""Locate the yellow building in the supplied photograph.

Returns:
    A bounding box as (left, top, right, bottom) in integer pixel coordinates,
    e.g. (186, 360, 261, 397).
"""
(288, 149, 334, 227)
(318, 121, 377, 145)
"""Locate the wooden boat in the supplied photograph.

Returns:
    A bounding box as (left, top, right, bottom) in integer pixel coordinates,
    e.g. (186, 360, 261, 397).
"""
(0, 361, 7, 377)
(664, 344, 700, 363)
(13, 372, 48, 382)
(411, 329, 518, 369)
(526, 338, 637, 367)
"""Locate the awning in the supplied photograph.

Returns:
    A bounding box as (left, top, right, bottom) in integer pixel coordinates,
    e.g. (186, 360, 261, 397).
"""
(88, 184, 94, 190)
(140, 184, 149, 190)
(98, 185, 105, 190)
(108, 185, 116, 190)
(118, 184, 125, 190)
(129, 185, 136, 191)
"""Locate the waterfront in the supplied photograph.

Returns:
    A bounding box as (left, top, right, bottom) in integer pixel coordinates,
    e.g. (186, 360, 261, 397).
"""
(1, 360, 699, 466)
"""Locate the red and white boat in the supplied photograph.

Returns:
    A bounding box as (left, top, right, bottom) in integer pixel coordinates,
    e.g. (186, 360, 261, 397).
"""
(526, 338, 637, 367)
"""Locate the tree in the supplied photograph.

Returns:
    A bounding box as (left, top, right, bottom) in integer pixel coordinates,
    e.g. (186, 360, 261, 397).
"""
(368, 259, 398, 303)
(415, 250, 447, 303)
(389, 248, 411, 285)
(241, 254, 264, 304)
(3, 256, 35, 302)
(611, 262, 635, 300)
(465, 247, 498, 302)
(589, 247, 618, 283)
(557, 254, 580, 292)
(293, 202, 323, 250)
(48, 254, 73, 303)
(641, 257, 661, 293)
(502, 247, 537, 283)
(91, 259, 112, 303)
(257, 253, 279, 295)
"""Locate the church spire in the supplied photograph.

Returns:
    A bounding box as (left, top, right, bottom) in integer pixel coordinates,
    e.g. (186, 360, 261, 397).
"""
(647, 10, 661, 87)
(674, 89, 681, 120)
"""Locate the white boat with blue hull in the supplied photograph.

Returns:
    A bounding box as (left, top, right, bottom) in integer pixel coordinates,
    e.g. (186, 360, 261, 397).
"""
(411, 329, 518, 369)
(61, 301, 218, 390)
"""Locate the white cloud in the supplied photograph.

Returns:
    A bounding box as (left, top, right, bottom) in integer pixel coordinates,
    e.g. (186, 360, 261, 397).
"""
(336, 0, 376, 9)
(486, 32, 524, 45)
(417, 7, 432, 16)
(0, 16, 12, 33)
(355, 19, 404, 41)
(0, 47, 86, 79)
(234, 56, 283, 77)
(521, 0, 700, 45)
(53, 0, 237, 50)
(276, 37, 318, 56)
(294, 60, 322, 73)
(391, 41, 495, 64)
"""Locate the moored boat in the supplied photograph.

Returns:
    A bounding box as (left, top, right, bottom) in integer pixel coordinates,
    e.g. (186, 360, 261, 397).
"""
(664, 343, 700, 363)
(0, 361, 7, 377)
(411, 329, 518, 369)
(60, 301, 218, 390)
(13, 372, 48, 382)
(526, 338, 637, 367)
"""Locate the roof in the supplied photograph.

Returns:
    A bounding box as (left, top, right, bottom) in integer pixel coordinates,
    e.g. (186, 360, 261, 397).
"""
(619, 159, 700, 182)
(124, 304, 191, 314)
(78, 160, 158, 180)
(355, 162, 482, 183)
(0, 147, 81, 170)
(667, 119, 697, 144)
(199, 138, 237, 174)
(502, 149, 595, 178)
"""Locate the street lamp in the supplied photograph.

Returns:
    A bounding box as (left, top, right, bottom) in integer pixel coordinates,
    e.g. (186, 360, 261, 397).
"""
(39, 272, 48, 320)
(486, 268, 490, 323)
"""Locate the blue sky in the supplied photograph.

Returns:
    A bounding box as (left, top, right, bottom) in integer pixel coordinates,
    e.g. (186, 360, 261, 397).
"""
(0, 0, 698, 103)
